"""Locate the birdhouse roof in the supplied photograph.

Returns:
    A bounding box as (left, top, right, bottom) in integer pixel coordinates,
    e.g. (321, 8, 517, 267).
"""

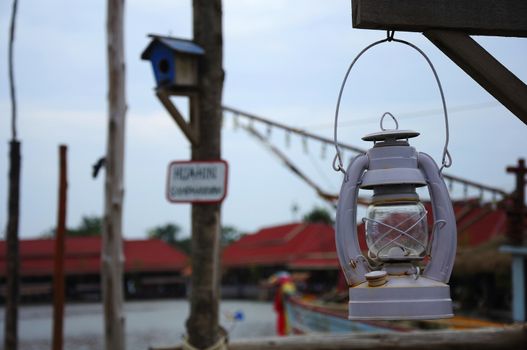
(141, 34, 205, 59)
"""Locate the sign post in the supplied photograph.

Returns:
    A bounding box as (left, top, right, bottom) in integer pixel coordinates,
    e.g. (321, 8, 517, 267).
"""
(142, 2, 224, 346)
(166, 160, 228, 204)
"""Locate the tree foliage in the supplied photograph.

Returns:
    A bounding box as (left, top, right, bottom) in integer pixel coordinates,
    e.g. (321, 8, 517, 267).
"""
(302, 206, 334, 225)
(221, 225, 244, 246)
(40, 215, 103, 237)
(145, 223, 243, 254)
(69, 216, 102, 236)
(147, 223, 191, 254)
(148, 223, 180, 246)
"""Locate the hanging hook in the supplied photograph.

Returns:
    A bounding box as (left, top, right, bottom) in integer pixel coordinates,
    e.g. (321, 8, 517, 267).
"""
(332, 153, 345, 174)
(386, 30, 395, 42)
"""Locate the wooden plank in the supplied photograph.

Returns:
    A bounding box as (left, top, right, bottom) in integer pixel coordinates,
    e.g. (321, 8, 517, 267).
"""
(424, 30, 527, 125)
(229, 326, 526, 350)
(149, 325, 527, 350)
(352, 0, 527, 37)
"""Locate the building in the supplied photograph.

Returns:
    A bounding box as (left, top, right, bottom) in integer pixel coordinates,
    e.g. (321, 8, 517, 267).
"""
(0, 237, 188, 302)
(222, 222, 345, 299)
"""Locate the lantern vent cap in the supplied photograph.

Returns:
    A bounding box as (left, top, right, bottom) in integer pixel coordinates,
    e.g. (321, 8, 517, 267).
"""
(362, 129, 420, 143)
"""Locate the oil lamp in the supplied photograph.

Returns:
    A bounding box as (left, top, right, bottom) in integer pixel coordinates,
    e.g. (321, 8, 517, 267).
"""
(335, 116, 457, 320)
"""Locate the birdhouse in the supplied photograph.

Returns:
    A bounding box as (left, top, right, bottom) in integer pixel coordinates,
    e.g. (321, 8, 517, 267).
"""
(141, 34, 204, 92)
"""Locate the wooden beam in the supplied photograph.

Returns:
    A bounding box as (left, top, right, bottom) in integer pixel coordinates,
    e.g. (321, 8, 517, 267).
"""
(424, 30, 527, 125)
(229, 326, 526, 350)
(352, 0, 527, 37)
(156, 90, 200, 146)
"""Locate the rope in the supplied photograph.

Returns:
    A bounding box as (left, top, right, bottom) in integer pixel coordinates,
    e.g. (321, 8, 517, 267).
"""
(221, 106, 507, 197)
(333, 31, 452, 174)
(8, 0, 19, 140)
(182, 335, 228, 350)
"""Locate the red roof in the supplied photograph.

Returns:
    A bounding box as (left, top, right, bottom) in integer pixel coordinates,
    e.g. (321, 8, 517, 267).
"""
(454, 201, 507, 247)
(222, 223, 339, 269)
(222, 200, 508, 270)
(0, 237, 188, 277)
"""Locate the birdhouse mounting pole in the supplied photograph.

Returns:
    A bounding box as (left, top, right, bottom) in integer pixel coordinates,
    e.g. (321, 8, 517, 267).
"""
(185, 0, 225, 348)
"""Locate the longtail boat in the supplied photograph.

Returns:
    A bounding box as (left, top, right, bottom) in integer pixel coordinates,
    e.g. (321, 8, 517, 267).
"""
(284, 295, 503, 335)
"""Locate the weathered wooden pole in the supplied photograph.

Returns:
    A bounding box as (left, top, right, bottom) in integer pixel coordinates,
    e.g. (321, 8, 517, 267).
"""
(4, 1, 20, 349)
(4, 141, 21, 350)
(102, 0, 126, 349)
(186, 0, 225, 348)
(52, 145, 68, 350)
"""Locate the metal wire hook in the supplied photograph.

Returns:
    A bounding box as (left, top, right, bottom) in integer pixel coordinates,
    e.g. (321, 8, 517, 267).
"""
(380, 112, 399, 131)
(332, 153, 345, 174)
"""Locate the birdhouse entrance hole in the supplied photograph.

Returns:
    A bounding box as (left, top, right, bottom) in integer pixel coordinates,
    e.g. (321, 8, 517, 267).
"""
(159, 59, 170, 74)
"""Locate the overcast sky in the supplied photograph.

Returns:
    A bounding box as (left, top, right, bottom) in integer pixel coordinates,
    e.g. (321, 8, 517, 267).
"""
(1, 1, 526, 239)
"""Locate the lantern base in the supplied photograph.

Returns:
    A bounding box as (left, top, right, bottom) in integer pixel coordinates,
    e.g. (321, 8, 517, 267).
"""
(348, 275, 453, 320)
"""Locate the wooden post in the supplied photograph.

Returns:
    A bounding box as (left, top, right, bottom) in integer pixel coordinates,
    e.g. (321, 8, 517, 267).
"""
(4, 141, 21, 350)
(505, 158, 527, 321)
(506, 159, 526, 245)
(186, 0, 225, 348)
(52, 145, 67, 350)
(102, 0, 126, 349)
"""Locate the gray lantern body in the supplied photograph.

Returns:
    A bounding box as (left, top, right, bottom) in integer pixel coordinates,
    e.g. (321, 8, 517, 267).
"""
(335, 130, 457, 320)
(141, 35, 204, 92)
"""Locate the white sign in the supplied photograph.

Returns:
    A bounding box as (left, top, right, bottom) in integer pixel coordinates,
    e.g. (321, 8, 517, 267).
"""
(166, 160, 228, 203)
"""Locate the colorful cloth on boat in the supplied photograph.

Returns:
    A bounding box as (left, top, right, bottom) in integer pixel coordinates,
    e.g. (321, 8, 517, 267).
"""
(273, 273, 296, 336)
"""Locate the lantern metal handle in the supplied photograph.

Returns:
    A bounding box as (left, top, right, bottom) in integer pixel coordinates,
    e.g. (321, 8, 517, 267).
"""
(418, 152, 457, 283)
(335, 154, 370, 286)
(333, 32, 452, 174)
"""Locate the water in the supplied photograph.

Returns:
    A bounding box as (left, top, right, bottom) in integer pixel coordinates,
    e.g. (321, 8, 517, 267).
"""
(0, 300, 276, 350)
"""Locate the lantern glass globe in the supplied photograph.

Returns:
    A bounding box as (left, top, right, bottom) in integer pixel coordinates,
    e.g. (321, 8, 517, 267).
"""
(365, 201, 428, 261)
